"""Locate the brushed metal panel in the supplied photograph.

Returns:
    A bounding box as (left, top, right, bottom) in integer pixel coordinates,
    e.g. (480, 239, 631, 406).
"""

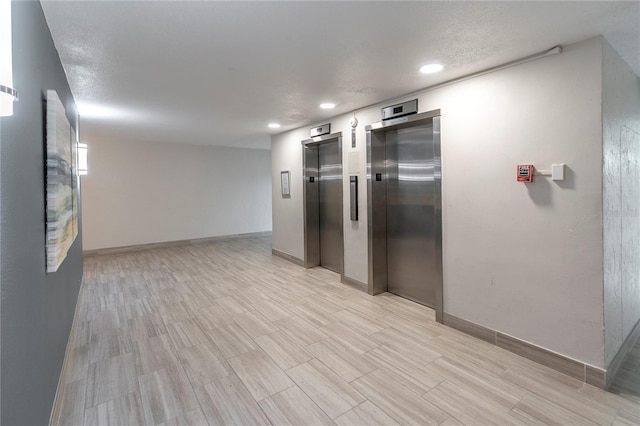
(303, 131, 344, 145)
(366, 110, 443, 320)
(319, 141, 343, 274)
(303, 134, 344, 277)
(303, 144, 320, 268)
(367, 130, 388, 296)
(433, 116, 443, 322)
(366, 109, 441, 132)
(381, 99, 418, 120)
(386, 124, 434, 307)
(310, 123, 331, 138)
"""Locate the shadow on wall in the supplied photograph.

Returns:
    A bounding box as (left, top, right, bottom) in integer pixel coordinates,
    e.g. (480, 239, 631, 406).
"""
(526, 165, 575, 206)
(557, 166, 576, 190)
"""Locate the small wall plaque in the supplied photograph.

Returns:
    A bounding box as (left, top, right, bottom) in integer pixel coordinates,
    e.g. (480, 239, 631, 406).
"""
(281, 171, 291, 197)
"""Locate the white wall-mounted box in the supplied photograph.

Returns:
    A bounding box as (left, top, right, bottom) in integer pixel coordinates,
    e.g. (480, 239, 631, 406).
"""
(552, 163, 565, 181)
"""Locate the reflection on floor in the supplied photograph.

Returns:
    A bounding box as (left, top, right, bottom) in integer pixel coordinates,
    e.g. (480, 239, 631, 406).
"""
(56, 235, 639, 425)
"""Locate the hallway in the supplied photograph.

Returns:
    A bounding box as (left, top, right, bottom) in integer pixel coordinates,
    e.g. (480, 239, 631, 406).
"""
(56, 236, 639, 425)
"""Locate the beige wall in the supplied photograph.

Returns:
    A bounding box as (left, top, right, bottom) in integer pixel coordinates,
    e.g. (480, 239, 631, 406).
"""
(272, 37, 607, 367)
(82, 139, 272, 250)
(603, 40, 640, 367)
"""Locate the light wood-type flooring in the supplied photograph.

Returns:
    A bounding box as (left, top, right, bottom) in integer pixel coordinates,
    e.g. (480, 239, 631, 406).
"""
(57, 235, 639, 425)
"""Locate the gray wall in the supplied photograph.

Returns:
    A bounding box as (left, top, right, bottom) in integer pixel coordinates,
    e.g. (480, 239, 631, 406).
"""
(1, 2, 83, 425)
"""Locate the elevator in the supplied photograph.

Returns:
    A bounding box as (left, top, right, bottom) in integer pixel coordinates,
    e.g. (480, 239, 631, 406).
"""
(303, 132, 344, 276)
(366, 109, 443, 322)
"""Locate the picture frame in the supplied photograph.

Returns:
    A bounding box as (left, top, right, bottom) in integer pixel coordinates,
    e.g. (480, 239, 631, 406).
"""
(70, 127, 79, 240)
(45, 90, 77, 273)
(281, 170, 290, 197)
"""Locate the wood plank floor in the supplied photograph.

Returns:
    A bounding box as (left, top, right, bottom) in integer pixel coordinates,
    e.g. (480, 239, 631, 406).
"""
(57, 235, 639, 425)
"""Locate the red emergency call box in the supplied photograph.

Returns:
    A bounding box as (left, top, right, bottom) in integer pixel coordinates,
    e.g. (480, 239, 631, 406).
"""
(517, 165, 534, 182)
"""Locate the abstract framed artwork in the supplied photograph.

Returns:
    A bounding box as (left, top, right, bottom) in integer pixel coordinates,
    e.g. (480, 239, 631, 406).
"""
(70, 126, 79, 240)
(45, 90, 77, 273)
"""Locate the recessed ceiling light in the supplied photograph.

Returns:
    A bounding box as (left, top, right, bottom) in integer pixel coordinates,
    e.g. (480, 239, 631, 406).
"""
(268, 123, 281, 129)
(420, 63, 444, 74)
(320, 103, 336, 109)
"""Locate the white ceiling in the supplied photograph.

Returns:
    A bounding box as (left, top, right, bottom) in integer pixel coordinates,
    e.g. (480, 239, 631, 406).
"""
(41, 1, 640, 150)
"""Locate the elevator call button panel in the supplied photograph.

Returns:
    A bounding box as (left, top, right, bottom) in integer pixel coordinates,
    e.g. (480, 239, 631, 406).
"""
(517, 164, 534, 182)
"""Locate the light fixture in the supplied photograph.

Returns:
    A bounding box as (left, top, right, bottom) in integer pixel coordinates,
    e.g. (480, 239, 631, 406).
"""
(268, 123, 281, 129)
(77, 143, 88, 176)
(420, 63, 444, 74)
(0, 0, 18, 117)
(320, 103, 336, 109)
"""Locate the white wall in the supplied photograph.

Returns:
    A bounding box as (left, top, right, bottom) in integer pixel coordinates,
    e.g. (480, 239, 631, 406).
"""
(271, 132, 305, 259)
(603, 40, 640, 367)
(83, 139, 272, 250)
(272, 37, 606, 367)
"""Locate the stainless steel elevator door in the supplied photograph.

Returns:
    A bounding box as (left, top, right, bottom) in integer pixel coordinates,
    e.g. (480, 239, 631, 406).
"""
(385, 124, 436, 307)
(318, 141, 343, 273)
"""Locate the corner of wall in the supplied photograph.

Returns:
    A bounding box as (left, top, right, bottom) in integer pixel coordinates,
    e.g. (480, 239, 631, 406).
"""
(601, 37, 640, 368)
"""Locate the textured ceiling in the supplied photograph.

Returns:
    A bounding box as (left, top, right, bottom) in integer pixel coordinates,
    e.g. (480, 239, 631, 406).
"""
(41, 1, 640, 150)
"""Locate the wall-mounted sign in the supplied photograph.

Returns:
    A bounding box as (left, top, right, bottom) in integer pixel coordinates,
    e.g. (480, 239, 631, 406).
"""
(281, 170, 290, 197)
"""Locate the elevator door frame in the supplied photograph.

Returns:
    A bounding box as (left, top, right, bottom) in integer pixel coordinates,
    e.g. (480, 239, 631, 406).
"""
(365, 110, 443, 323)
(302, 132, 344, 279)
